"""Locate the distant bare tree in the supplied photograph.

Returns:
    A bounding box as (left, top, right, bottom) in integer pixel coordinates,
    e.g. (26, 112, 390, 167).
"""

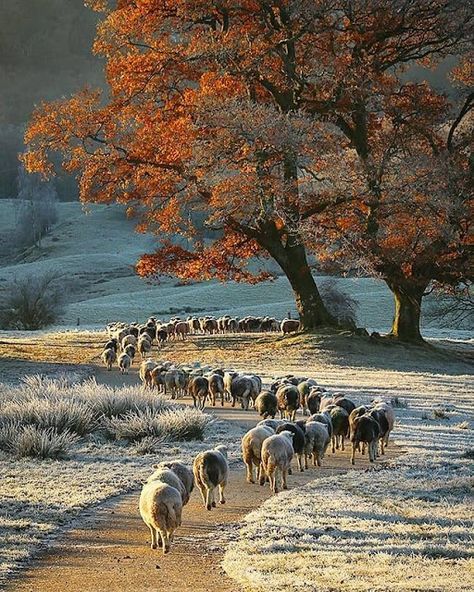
(425, 283, 474, 329)
(0, 271, 65, 330)
(15, 165, 58, 249)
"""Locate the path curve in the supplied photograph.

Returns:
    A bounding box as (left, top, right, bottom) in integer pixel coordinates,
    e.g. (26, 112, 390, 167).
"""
(6, 367, 400, 592)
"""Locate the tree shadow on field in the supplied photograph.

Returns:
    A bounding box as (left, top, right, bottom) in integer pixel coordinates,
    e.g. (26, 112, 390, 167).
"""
(0, 357, 93, 384)
(294, 333, 474, 376)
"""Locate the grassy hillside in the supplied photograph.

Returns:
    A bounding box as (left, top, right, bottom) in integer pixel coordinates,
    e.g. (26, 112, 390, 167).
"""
(0, 200, 471, 339)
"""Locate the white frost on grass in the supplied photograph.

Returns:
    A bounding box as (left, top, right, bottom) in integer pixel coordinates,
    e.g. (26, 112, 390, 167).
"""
(0, 378, 245, 584)
(224, 365, 474, 592)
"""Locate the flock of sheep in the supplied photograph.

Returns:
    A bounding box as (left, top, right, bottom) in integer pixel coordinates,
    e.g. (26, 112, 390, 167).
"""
(138, 383, 395, 555)
(101, 316, 300, 374)
(99, 317, 395, 555)
(112, 319, 396, 556)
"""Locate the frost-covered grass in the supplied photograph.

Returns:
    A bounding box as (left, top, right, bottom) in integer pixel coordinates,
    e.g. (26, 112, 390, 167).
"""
(0, 375, 245, 583)
(0, 376, 209, 458)
(224, 357, 474, 592)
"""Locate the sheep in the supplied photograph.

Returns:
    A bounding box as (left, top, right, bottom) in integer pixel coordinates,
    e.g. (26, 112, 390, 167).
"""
(297, 380, 315, 415)
(261, 431, 294, 494)
(118, 352, 131, 374)
(303, 421, 331, 468)
(139, 480, 182, 554)
(255, 390, 278, 419)
(101, 347, 116, 371)
(276, 384, 300, 421)
(193, 445, 228, 510)
(124, 344, 136, 361)
(151, 366, 165, 392)
(368, 407, 390, 455)
(275, 422, 306, 472)
(224, 371, 238, 400)
(329, 406, 349, 452)
(350, 414, 380, 464)
(146, 467, 188, 504)
(207, 373, 225, 407)
(138, 336, 152, 359)
(188, 375, 209, 410)
(156, 329, 168, 345)
(104, 338, 118, 353)
(308, 411, 333, 439)
(174, 321, 189, 340)
(306, 388, 322, 415)
(373, 401, 395, 446)
(349, 406, 369, 441)
(281, 319, 300, 334)
(257, 418, 285, 431)
(334, 396, 357, 415)
(230, 375, 255, 410)
(121, 334, 137, 350)
(154, 461, 194, 504)
(241, 426, 274, 484)
(139, 359, 157, 388)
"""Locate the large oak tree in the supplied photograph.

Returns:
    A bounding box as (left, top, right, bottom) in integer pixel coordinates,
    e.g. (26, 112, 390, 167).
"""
(23, 0, 473, 334)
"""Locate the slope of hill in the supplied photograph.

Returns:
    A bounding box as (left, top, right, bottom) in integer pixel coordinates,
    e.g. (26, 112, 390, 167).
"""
(0, 200, 471, 340)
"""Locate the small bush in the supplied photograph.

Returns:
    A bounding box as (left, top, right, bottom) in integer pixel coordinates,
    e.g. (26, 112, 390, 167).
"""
(0, 271, 65, 330)
(104, 407, 209, 443)
(433, 408, 449, 420)
(455, 421, 470, 430)
(0, 423, 78, 459)
(131, 436, 163, 455)
(391, 396, 408, 408)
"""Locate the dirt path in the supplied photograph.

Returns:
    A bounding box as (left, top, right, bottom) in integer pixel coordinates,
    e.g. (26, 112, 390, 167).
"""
(6, 389, 400, 592)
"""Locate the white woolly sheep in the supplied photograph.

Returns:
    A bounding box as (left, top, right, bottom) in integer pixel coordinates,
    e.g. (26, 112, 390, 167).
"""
(154, 461, 194, 504)
(146, 467, 188, 504)
(260, 431, 294, 494)
(139, 359, 157, 388)
(241, 426, 274, 484)
(304, 421, 331, 468)
(101, 347, 116, 371)
(139, 480, 183, 554)
(118, 352, 131, 374)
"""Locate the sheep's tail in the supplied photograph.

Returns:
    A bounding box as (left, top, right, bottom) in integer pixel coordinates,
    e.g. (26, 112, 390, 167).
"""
(159, 501, 179, 530)
(200, 462, 219, 488)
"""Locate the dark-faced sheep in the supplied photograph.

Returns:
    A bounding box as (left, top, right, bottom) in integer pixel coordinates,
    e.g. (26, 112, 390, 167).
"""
(207, 373, 225, 407)
(189, 376, 209, 410)
(193, 445, 228, 510)
(276, 385, 300, 421)
(350, 415, 380, 464)
(255, 391, 278, 419)
(329, 406, 349, 452)
(368, 408, 390, 455)
(275, 422, 306, 472)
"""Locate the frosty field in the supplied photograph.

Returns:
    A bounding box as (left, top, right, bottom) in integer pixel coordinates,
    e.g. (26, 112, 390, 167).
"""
(1, 200, 470, 340)
(0, 330, 472, 590)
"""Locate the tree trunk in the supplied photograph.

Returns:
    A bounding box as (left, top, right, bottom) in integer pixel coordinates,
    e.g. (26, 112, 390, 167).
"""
(265, 239, 335, 331)
(387, 281, 426, 343)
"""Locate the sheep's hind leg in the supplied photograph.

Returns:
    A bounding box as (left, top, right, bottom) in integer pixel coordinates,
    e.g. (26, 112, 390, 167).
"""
(148, 525, 157, 549)
(219, 483, 226, 504)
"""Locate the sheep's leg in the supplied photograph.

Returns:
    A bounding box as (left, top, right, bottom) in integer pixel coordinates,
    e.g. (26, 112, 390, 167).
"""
(316, 452, 322, 467)
(361, 442, 366, 455)
(331, 436, 336, 454)
(268, 467, 276, 493)
(211, 488, 217, 507)
(245, 461, 254, 484)
(282, 468, 288, 490)
(297, 453, 304, 472)
(380, 438, 385, 456)
(206, 488, 213, 511)
(304, 453, 309, 470)
(148, 525, 157, 549)
(198, 484, 207, 505)
(221, 391, 225, 406)
(218, 483, 226, 504)
(351, 442, 356, 465)
(341, 436, 345, 451)
(258, 463, 266, 486)
(160, 531, 170, 554)
(369, 442, 375, 462)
